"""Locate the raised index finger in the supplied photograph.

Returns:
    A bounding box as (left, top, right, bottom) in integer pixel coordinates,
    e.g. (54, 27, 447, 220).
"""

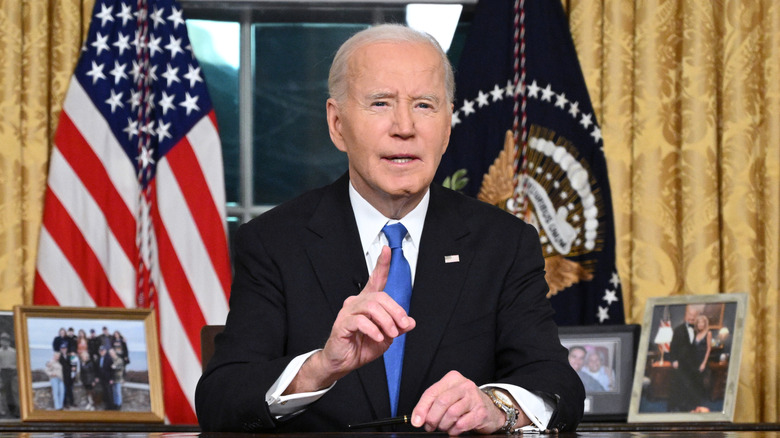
(363, 245, 391, 294)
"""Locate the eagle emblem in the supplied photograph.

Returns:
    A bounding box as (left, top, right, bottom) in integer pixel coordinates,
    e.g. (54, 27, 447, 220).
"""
(475, 129, 597, 297)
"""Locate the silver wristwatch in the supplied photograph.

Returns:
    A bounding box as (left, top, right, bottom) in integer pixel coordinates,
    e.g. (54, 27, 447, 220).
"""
(483, 388, 519, 433)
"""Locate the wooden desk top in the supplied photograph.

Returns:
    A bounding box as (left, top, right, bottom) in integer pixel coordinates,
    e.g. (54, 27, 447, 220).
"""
(0, 422, 777, 437)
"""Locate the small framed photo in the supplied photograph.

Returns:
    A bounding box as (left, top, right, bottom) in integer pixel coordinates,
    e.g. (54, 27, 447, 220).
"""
(627, 293, 748, 422)
(559, 324, 640, 421)
(14, 306, 164, 423)
(0, 311, 20, 421)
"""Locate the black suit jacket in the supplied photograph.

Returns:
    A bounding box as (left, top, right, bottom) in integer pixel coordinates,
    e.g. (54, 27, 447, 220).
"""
(97, 354, 113, 383)
(669, 323, 695, 366)
(195, 174, 584, 432)
(668, 322, 699, 411)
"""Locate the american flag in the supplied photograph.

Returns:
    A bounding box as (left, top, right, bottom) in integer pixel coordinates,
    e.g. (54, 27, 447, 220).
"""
(34, 0, 230, 423)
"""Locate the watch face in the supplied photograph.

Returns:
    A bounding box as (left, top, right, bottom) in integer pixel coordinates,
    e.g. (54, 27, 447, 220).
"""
(492, 389, 513, 407)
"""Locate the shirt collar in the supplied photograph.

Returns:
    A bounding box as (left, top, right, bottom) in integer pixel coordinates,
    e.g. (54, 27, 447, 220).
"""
(349, 182, 428, 254)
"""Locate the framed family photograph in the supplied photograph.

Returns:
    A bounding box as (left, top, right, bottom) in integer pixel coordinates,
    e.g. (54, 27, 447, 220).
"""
(14, 306, 164, 423)
(559, 324, 640, 421)
(0, 311, 20, 421)
(627, 293, 747, 423)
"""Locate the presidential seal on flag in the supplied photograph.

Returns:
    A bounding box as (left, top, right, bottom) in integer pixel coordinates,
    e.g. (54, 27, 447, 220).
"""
(477, 125, 599, 298)
(436, 0, 624, 325)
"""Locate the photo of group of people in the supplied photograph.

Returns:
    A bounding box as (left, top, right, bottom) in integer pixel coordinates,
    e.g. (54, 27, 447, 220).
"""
(46, 326, 129, 411)
(27, 317, 149, 413)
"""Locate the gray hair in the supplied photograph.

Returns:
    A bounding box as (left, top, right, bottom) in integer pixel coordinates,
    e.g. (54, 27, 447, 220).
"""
(328, 23, 455, 106)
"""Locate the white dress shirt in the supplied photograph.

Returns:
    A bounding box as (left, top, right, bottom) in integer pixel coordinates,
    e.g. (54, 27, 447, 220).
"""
(265, 183, 554, 430)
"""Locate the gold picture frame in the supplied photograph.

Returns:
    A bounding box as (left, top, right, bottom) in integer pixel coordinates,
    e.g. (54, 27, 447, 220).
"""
(14, 306, 164, 423)
(0, 310, 20, 421)
(627, 293, 747, 423)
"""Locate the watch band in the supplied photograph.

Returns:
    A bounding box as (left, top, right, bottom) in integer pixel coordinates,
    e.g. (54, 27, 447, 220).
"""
(482, 388, 519, 433)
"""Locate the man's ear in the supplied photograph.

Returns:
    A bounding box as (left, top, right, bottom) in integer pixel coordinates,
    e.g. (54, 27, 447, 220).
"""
(326, 98, 347, 152)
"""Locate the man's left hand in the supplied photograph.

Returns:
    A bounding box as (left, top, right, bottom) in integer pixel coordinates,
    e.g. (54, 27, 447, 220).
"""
(410, 371, 523, 435)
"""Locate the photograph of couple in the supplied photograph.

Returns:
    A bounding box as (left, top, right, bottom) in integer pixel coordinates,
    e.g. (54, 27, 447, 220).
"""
(638, 302, 737, 415)
(565, 343, 618, 394)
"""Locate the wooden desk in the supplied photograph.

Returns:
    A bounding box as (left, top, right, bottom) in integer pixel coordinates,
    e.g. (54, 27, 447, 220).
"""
(0, 422, 777, 437)
(646, 362, 673, 400)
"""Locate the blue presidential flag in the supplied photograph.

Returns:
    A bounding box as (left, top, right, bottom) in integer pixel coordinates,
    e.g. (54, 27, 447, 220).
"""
(436, 0, 624, 325)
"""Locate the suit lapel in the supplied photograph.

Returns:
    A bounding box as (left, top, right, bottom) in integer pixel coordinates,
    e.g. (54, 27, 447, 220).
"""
(305, 176, 367, 317)
(398, 186, 472, 416)
(303, 175, 391, 418)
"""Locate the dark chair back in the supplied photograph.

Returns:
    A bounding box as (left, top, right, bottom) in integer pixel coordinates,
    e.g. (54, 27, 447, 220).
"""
(200, 325, 225, 371)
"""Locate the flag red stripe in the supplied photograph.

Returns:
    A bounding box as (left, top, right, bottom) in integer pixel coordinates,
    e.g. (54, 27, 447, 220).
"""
(165, 139, 231, 294)
(41, 189, 125, 307)
(54, 112, 137, 262)
(161, 346, 197, 423)
(208, 110, 219, 129)
(151, 200, 207, 356)
(33, 272, 58, 305)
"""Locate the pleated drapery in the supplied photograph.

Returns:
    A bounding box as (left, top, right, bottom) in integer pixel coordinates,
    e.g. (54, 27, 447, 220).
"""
(565, 0, 779, 422)
(0, 0, 93, 308)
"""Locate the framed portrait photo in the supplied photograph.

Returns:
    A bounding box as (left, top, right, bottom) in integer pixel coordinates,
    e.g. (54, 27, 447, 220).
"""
(627, 293, 748, 423)
(559, 324, 640, 421)
(14, 306, 164, 423)
(0, 311, 20, 421)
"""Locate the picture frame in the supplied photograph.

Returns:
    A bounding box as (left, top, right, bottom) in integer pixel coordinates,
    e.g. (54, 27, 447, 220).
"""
(627, 293, 747, 423)
(559, 324, 640, 421)
(14, 306, 164, 423)
(0, 311, 20, 421)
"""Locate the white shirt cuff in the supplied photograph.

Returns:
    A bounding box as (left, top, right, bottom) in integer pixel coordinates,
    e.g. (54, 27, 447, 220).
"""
(480, 383, 556, 431)
(265, 350, 335, 417)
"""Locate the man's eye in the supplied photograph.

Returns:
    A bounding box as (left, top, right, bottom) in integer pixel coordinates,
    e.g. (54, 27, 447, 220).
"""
(417, 102, 433, 109)
(372, 101, 388, 107)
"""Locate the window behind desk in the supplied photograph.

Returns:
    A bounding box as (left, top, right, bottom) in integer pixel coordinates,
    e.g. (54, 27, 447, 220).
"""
(180, 1, 473, 243)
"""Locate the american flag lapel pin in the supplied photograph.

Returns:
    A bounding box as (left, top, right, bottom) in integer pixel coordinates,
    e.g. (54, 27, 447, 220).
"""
(444, 254, 460, 263)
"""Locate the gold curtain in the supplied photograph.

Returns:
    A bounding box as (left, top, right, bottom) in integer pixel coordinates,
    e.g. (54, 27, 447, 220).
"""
(0, 0, 93, 309)
(565, 0, 779, 422)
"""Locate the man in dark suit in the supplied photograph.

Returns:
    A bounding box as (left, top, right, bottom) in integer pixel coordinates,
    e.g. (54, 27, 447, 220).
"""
(668, 305, 701, 412)
(96, 345, 114, 410)
(195, 24, 584, 434)
(58, 343, 74, 409)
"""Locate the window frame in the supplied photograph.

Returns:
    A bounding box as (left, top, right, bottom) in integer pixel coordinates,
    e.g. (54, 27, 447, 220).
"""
(181, 0, 476, 225)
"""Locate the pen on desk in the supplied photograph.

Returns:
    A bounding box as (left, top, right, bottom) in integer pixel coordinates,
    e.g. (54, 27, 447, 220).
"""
(348, 414, 411, 429)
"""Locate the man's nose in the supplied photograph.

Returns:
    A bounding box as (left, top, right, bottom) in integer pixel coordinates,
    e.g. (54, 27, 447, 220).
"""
(391, 105, 414, 138)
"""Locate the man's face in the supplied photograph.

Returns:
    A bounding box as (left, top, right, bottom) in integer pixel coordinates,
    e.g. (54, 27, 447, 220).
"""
(685, 306, 698, 324)
(587, 353, 601, 371)
(327, 41, 451, 214)
(568, 348, 585, 371)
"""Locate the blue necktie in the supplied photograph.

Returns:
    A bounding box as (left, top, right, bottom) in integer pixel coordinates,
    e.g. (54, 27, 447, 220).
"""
(381, 222, 412, 417)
